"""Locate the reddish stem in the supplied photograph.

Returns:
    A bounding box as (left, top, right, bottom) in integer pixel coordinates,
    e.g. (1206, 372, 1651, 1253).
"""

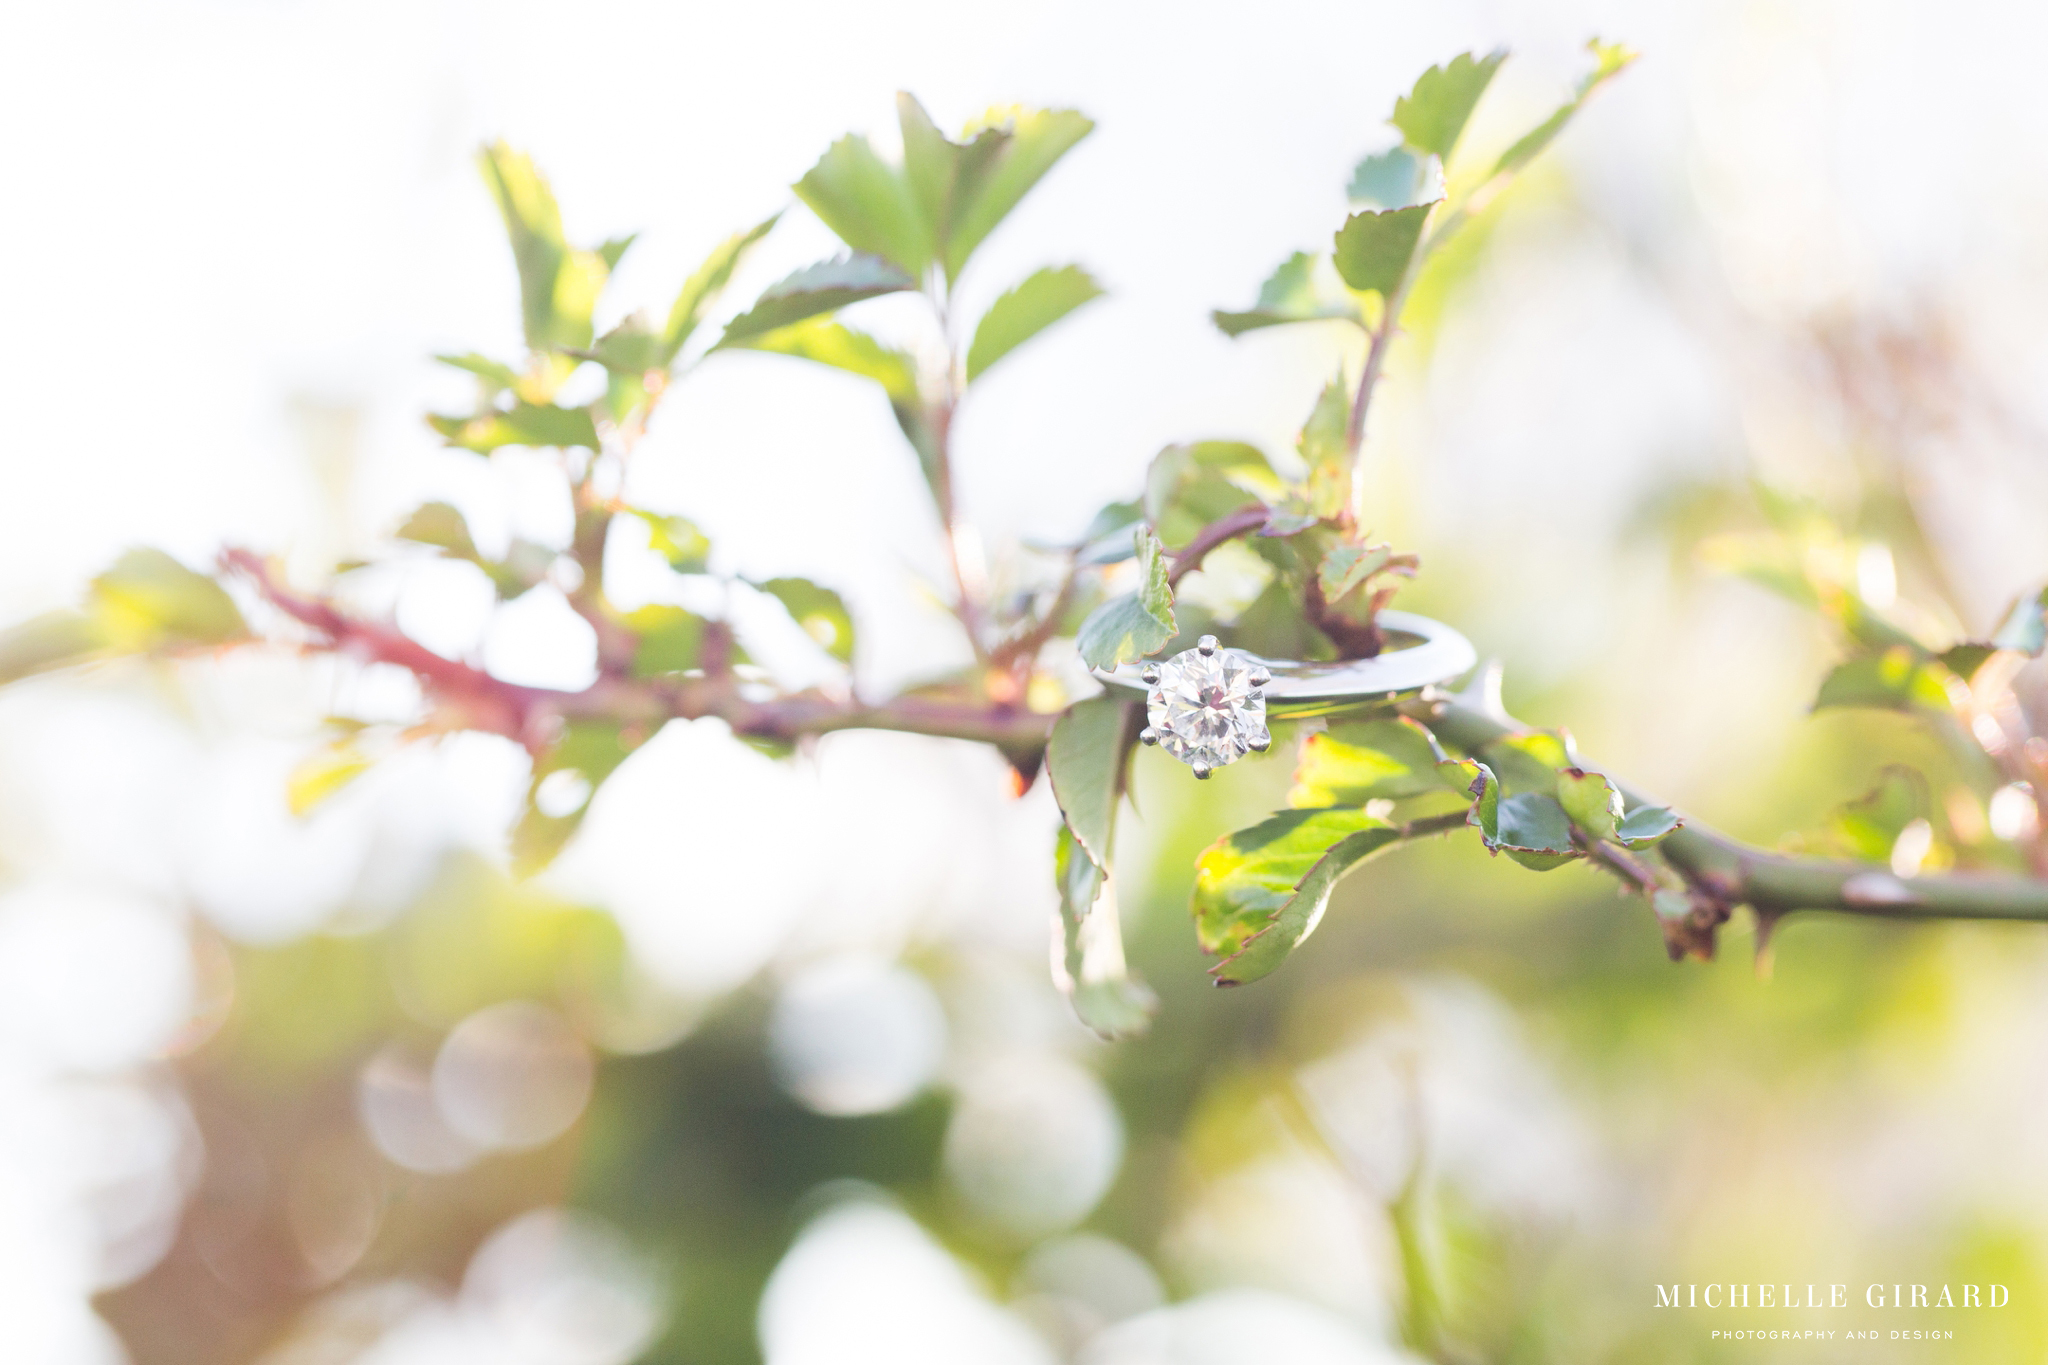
(1168, 505, 1271, 587)
(220, 549, 1053, 755)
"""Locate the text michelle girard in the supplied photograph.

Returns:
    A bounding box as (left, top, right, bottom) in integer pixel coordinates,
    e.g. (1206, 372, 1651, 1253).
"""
(1656, 1284, 2010, 1309)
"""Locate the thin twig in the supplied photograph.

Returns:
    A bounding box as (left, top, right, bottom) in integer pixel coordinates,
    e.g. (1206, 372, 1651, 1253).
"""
(1168, 505, 1271, 587)
(222, 549, 1053, 754)
(1581, 836, 1662, 897)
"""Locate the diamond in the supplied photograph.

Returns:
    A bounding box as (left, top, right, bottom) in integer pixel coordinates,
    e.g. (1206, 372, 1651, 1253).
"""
(1145, 644, 1269, 776)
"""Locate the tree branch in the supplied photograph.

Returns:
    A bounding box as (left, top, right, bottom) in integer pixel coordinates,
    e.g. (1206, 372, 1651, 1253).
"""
(1415, 695, 2048, 925)
(222, 549, 1054, 756)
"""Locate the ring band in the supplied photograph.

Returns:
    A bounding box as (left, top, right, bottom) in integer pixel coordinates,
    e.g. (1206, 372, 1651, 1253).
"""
(1092, 609, 1477, 720)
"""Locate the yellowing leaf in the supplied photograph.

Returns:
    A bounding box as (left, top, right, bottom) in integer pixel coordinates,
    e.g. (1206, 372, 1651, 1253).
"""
(90, 549, 247, 650)
(1194, 808, 1409, 985)
(288, 743, 371, 817)
(1290, 718, 1451, 806)
(0, 611, 107, 684)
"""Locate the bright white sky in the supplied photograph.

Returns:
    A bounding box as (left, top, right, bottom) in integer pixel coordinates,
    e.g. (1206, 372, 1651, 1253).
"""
(7, 0, 2048, 682)
(8, 1, 2048, 1360)
(7, 0, 2048, 659)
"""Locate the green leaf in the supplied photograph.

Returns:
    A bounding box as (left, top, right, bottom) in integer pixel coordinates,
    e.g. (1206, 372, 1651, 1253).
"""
(477, 142, 570, 349)
(663, 214, 779, 359)
(1615, 804, 1682, 850)
(428, 401, 599, 454)
(1813, 647, 1958, 712)
(511, 722, 633, 876)
(1556, 767, 1622, 843)
(1144, 441, 1283, 549)
(1391, 49, 1506, 161)
(435, 352, 522, 393)
(1231, 575, 1332, 663)
(943, 106, 1094, 280)
(1298, 376, 1354, 519)
(1347, 147, 1442, 210)
(1076, 500, 1143, 565)
(965, 265, 1103, 382)
(1440, 756, 1499, 837)
(896, 94, 1016, 277)
(1193, 807, 1371, 955)
(1047, 696, 1153, 1037)
(1047, 697, 1129, 874)
(629, 511, 711, 574)
(475, 142, 611, 352)
(396, 502, 479, 558)
(1213, 252, 1362, 336)
(1452, 758, 1576, 868)
(716, 256, 918, 347)
(1055, 820, 1104, 922)
(91, 549, 246, 649)
(1076, 526, 1176, 669)
(0, 611, 107, 684)
(1290, 717, 1452, 806)
(794, 134, 933, 275)
(625, 605, 709, 676)
(1476, 729, 1576, 795)
(585, 313, 667, 378)
(1492, 39, 1637, 178)
(757, 577, 855, 663)
(505, 402, 599, 449)
(740, 317, 919, 402)
(1316, 542, 1393, 604)
(1053, 824, 1156, 1038)
(1332, 203, 1433, 297)
(597, 233, 636, 271)
(897, 92, 964, 233)
(1194, 808, 1406, 986)
(1491, 792, 1579, 871)
(1940, 643, 1998, 682)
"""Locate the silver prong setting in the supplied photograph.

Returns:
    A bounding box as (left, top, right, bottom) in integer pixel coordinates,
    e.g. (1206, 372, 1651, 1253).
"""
(1139, 727, 1159, 746)
(1197, 634, 1219, 656)
(1140, 664, 1160, 685)
(1249, 665, 1271, 687)
(1191, 761, 1213, 779)
(1248, 731, 1272, 753)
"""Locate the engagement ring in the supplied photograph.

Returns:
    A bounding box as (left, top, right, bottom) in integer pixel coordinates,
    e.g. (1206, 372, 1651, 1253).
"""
(1093, 610, 1477, 778)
